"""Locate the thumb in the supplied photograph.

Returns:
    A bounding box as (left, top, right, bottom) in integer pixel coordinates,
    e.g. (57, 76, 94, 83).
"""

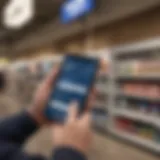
(79, 112, 92, 127)
(45, 68, 58, 89)
(67, 102, 78, 123)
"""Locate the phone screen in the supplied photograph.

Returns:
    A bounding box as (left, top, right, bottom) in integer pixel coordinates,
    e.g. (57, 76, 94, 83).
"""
(45, 55, 99, 122)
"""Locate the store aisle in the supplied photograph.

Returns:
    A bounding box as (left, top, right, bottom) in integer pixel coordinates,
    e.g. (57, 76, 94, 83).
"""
(89, 133, 158, 160)
(26, 129, 158, 160)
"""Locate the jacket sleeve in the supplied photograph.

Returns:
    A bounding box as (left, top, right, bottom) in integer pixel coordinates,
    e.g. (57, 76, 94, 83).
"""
(53, 147, 86, 160)
(0, 142, 86, 160)
(0, 141, 46, 160)
(0, 111, 38, 146)
(0, 112, 87, 160)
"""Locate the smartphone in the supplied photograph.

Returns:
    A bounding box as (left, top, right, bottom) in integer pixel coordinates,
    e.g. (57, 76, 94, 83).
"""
(45, 55, 99, 122)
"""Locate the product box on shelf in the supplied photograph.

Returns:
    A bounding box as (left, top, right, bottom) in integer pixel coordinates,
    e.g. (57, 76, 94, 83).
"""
(121, 83, 160, 98)
(115, 118, 155, 141)
(118, 60, 160, 77)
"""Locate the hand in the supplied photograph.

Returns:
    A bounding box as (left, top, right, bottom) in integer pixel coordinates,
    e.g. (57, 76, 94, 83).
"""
(27, 68, 58, 126)
(52, 102, 93, 155)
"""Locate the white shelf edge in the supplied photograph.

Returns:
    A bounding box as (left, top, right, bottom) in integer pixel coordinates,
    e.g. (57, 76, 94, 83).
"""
(112, 109, 160, 128)
(113, 109, 153, 123)
(153, 118, 160, 128)
(112, 38, 160, 56)
(110, 128, 160, 152)
(117, 75, 160, 80)
(118, 92, 160, 103)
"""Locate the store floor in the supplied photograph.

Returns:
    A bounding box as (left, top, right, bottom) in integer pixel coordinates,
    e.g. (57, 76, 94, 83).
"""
(89, 133, 158, 160)
(26, 129, 158, 160)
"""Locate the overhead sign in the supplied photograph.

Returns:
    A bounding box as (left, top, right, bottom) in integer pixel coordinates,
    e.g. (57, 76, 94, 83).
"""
(60, 0, 95, 23)
(3, 0, 34, 29)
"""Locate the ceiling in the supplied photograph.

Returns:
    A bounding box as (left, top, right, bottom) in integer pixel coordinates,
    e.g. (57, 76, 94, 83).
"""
(0, 0, 160, 58)
(0, 0, 63, 45)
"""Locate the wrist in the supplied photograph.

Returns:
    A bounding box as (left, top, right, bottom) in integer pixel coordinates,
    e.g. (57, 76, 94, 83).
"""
(54, 143, 88, 156)
(27, 107, 46, 126)
(53, 147, 86, 160)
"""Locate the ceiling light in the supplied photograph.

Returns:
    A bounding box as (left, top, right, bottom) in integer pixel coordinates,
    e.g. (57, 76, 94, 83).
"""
(2, 0, 35, 29)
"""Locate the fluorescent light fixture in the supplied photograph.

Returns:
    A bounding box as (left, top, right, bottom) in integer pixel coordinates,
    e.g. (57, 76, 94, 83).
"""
(3, 0, 35, 29)
(61, 0, 95, 23)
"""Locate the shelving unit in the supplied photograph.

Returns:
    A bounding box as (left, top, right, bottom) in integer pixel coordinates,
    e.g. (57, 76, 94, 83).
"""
(89, 51, 111, 131)
(117, 92, 160, 103)
(109, 38, 160, 153)
(92, 70, 109, 130)
(117, 75, 160, 81)
(9, 48, 160, 153)
(110, 128, 160, 152)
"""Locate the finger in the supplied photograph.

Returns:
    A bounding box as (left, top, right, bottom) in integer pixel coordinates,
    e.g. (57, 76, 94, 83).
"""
(79, 112, 92, 127)
(86, 88, 97, 111)
(67, 102, 78, 123)
(52, 124, 64, 145)
(45, 67, 59, 88)
(52, 124, 64, 131)
(36, 68, 58, 101)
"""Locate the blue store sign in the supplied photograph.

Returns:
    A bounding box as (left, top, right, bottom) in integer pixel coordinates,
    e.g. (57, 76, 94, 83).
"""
(60, 0, 95, 23)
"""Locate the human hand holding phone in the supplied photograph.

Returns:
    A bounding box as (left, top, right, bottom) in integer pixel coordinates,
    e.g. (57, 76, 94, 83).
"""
(45, 56, 99, 122)
(52, 102, 93, 155)
(27, 66, 95, 126)
(28, 55, 99, 125)
(27, 67, 58, 125)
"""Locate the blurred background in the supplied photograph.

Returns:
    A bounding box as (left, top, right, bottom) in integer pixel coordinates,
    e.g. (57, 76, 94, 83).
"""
(0, 0, 160, 160)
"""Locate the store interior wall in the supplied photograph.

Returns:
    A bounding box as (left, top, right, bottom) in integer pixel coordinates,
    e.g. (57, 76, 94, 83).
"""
(13, 6, 160, 61)
(52, 6, 160, 54)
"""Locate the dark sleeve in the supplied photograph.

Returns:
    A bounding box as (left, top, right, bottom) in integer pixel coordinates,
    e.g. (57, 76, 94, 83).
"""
(0, 141, 46, 160)
(53, 147, 86, 160)
(0, 112, 38, 146)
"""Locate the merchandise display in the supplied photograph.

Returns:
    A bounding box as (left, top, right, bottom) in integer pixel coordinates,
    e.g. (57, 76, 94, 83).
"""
(120, 83, 160, 99)
(110, 39, 160, 153)
(4, 56, 62, 107)
(1, 39, 160, 154)
(118, 60, 160, 77)
(115, 118, 156, 142)
(92, 108, 107, 129)
(92, 58, 109, 130)
(116, 98, 160, 116)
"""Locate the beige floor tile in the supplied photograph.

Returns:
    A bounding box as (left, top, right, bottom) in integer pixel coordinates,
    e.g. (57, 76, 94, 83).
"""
(89, 133, 159, 160)
(25, 131, 159, 160)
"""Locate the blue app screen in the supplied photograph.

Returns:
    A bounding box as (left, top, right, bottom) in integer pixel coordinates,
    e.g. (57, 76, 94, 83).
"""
(45, 56, 98, 121)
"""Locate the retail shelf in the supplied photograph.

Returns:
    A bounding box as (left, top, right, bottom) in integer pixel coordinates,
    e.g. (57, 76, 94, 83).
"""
(96, 85, 109, 94)
(113, 109, 160, 128)
(113, 109, 153, 124)
(153, 117, 160, 128)
(94, 101, 107, 107)
(93, 116, 107, 126)
(92, 110, 108, 131)
(110, 128, 160, 152)
(117, 75, 160, 81)
(110, 38, 160, 153)
(117, 92, 160, 103)
(112, 38, 160, 57)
